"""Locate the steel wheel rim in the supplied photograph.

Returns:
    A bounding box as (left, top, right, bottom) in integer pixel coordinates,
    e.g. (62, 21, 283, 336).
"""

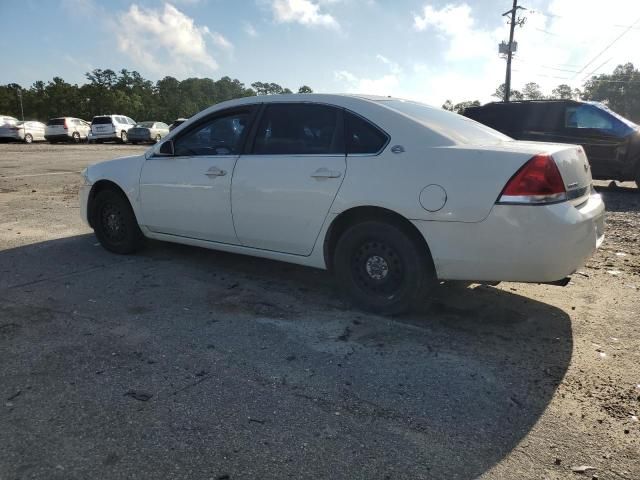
(100, 202, 126, 242)
(351, 240, 404, 297)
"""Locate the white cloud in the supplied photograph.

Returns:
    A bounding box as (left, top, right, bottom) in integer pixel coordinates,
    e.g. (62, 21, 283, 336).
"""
(271, 0, 339, 29)
(114, 3, 230, 76)
(244, 22, 258, 37)
(334, 54, 401, 96)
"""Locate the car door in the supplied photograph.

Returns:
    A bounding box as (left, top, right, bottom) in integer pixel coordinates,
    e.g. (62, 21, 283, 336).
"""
(139, 106, 257, 244)
(231, 102, 346, 256)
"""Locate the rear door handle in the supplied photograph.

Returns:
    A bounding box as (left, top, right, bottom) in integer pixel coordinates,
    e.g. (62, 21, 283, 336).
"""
(205, 166, 227, 177)
(311, 168, 342, 179)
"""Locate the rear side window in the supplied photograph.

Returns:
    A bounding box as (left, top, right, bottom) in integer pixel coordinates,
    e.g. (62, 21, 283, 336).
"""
(345, 112, 388, 154)
(252, 104, 341, 155)
(47, 118, 65, 126)
(92, 116, 112, 125)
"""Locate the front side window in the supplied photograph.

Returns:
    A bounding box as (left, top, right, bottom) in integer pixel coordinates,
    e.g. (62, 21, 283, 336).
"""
(252, 103, 341, 155)
(345, 111, 388, 154)
(174, 110, 251, 156)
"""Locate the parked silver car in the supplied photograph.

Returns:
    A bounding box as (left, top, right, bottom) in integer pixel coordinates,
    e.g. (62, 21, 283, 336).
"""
(45, 117, 91, 143)
(0, 120, 46, 143)
(127, 121, 170, 144)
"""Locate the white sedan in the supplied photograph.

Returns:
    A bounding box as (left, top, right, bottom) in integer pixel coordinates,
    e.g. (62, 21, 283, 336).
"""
(79, 94, 605, 314)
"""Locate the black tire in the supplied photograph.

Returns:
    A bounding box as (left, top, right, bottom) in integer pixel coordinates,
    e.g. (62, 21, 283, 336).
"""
(635, 163, 640, 190)
(92, 189, 144, 254)
(155, 134, 162, 143)
(120, 131, 128, 143)
(72, 132, 80, 143)
(24, 133, 33, 144)
(332, 221, 435, 315)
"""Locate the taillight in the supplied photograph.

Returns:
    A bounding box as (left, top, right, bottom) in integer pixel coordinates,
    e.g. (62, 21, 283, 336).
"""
(63, 119, 68, 130)
(497, 154, 567, 204)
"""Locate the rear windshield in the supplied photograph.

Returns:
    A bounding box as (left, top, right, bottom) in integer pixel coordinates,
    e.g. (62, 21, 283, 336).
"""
(381, 99, 512, 145)
(92, 116, 113, 125)
(137, 122, 155, 128)
(47, 118, 66, 126)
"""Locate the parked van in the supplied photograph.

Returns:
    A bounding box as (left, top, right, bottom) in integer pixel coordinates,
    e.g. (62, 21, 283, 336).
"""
(89, 115, 136, 143)
(464, 100, 640, 187)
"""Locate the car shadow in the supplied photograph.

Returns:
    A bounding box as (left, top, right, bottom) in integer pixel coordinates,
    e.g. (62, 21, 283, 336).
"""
(0, 234, 573, 479)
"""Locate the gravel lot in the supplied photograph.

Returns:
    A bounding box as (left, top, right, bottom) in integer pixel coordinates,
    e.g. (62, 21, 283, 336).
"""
(0, 143, 638, 479)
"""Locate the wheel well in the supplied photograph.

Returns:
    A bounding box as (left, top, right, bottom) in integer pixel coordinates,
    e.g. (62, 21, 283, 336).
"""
(87, 180, 129, 229)
(323, 206, 435, 272)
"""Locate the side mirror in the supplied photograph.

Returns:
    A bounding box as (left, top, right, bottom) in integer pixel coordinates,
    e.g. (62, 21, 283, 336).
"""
(158, 140, 174, 156)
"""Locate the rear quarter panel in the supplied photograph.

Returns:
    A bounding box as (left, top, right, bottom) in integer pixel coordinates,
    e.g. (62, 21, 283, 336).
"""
(332, 142, 536, 223)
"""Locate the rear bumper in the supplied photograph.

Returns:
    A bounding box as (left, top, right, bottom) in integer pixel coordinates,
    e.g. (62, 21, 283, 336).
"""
(0, 132, 24, 140)
(128, 133, 152, 142)
(45, 134, 72, 141)
(414, 193, 605, 282)
(89, 131, 118, 140)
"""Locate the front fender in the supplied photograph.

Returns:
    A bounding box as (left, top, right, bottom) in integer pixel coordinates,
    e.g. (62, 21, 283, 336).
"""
(85, 155, 146, 222)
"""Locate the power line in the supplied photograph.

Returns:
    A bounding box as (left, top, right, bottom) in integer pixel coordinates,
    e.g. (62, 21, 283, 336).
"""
(571, 15, 640, 78)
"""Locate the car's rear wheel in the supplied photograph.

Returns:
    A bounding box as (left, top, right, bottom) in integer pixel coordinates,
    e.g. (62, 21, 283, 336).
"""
(24, 133, 33, 144)
(333, 221, 435, 315)
(120, 131, 128, 143)
(92, 189, 144, 254)
(72, 132, 80, 143)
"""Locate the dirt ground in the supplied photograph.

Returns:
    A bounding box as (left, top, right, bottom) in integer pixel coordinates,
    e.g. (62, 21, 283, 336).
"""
(0, 142, 638, 480)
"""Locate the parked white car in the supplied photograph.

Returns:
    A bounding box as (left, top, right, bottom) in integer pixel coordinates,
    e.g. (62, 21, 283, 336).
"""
(0, 115, 18, 127)
(0, 120, 46, 143)
(79, 94, 605, 313)
(89, 115, 136, 143)
(45, 117, 91, 143)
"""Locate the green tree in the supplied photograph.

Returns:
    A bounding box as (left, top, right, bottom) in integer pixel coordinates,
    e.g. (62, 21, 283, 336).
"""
(522, 82, 544, 100)
(298, 85, 313, 93)
(492, 84, 523, 101)
(550, 84, 574, 99)
(583, 62, 640, 121)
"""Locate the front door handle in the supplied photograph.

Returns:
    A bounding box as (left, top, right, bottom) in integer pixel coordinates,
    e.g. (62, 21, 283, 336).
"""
(205, 166, 227, 177)
(311, 168, 342, 179)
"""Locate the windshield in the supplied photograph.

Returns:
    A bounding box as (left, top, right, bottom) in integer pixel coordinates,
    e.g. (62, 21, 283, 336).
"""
(137, 122, 155, 128)
(381, 99, 512, 145)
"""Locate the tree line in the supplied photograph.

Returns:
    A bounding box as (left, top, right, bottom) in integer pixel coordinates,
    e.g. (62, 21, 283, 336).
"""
(2, 63, 639, 123)
(443, 63, 640, 122)
(0, 68, 314, 123)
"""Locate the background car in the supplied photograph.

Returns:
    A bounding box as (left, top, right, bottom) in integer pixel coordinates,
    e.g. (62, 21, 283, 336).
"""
(0, 120, 46, 143)
(79, 94, 604, 314)
(0, 115, 18, 127)
(169, 118, 188, 131)
(89, 115, 136, 143)
(127, 121, 170, 144)
(463, 100, 640, 188)
(45, 117, 91, 143)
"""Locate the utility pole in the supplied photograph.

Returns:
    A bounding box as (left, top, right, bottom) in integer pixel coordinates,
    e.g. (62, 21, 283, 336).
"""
(17, 88, 24, 121)
(501, 0, 526, 102)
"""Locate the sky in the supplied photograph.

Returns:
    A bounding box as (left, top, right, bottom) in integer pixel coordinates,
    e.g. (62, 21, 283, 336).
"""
(1, 0, 640, 106)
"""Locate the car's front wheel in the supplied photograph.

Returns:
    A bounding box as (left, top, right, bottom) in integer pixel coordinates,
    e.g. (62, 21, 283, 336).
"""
(92, 189, 144, 254)
(333, 221, 435, 315)
(24, 133, 33, 144)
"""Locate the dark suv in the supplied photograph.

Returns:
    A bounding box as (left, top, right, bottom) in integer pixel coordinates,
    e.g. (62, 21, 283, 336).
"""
(463, 100, 640, 187)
